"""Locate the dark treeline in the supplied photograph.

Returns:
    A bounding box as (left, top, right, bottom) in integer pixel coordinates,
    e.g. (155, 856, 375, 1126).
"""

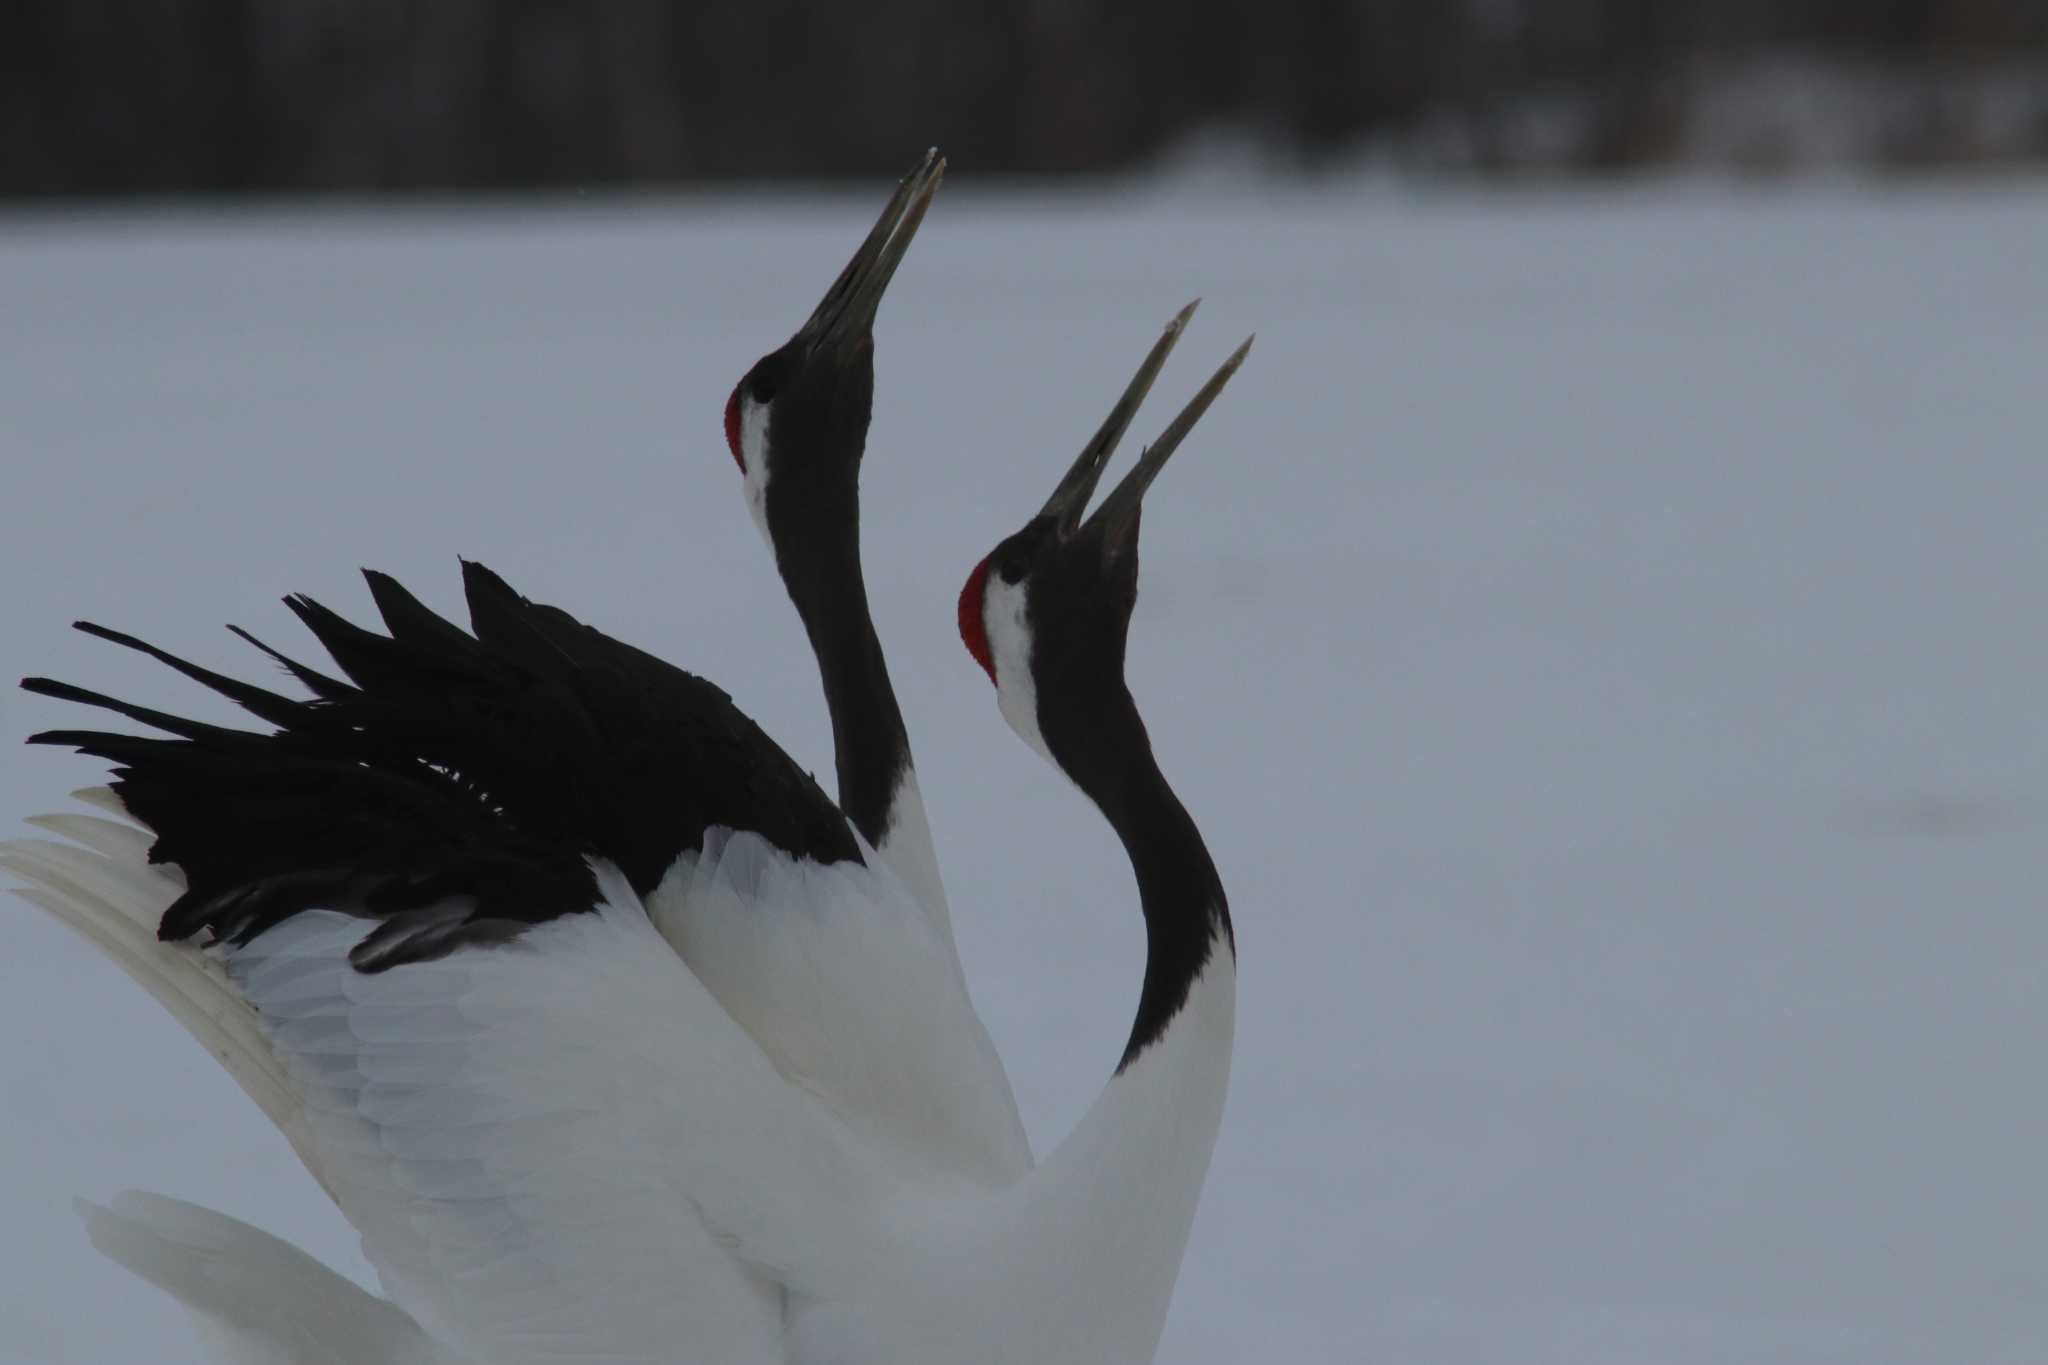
(4, 0, 2045, 198)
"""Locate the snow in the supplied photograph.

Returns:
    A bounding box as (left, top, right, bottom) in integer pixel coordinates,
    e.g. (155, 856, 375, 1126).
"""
(3, 177, 2046, 1362)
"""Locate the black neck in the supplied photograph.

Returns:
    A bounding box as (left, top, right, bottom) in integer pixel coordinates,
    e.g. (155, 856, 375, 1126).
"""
(1052, 689, 1232, 1071)
(775, 515, 911, 849)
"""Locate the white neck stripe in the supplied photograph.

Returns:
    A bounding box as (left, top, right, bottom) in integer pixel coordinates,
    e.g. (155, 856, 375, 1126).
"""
(740, 397, 773, 544)
(981, 575, 1052, 767)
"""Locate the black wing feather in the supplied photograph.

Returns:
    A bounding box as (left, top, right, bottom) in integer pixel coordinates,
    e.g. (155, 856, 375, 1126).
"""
(225, 624, 352, 699)
(24, 562, 860, 970)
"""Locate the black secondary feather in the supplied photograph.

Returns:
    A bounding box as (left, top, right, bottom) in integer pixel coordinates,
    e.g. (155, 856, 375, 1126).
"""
(23, 560, 861, 970)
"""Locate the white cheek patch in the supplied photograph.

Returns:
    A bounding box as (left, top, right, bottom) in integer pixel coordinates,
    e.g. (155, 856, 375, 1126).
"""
(739, 398, 773, 544)
(982, 575, 1053, 767)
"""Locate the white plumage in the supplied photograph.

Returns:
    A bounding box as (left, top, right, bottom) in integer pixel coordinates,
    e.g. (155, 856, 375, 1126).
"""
(77, 1192, 447, 1365)
(652, 828, 1030, 1184)
(6, 790, 1232, 1365)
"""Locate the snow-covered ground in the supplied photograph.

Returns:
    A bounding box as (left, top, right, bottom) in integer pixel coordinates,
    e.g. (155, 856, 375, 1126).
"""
(2, 177, 2045, 1363)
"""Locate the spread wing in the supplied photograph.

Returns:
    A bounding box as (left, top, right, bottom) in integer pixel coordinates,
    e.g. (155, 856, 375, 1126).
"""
(21, 561, 1031, 1182)
(6, 818, 894, 1365)
(7, 563, 943, 1360)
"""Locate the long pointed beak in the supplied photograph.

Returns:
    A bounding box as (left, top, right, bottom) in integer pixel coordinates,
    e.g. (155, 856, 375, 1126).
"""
(1040, 300, 1200, 534)
(799, 149, 945, 350)
(1073, 323, 1245, 552)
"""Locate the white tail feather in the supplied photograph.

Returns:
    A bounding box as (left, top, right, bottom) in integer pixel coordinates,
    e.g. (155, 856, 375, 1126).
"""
(78, 1192, 446, 1365)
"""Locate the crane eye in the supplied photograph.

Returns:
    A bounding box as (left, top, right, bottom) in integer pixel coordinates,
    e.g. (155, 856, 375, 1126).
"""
(742, 348, 794, 407)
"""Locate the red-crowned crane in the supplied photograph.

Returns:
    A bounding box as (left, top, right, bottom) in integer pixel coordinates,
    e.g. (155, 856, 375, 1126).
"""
(715, 151, 1032, 1181)
(716, 153, 1031, 1181)
(4, 192, 1250, 1364)
(724, 150, 965, 934)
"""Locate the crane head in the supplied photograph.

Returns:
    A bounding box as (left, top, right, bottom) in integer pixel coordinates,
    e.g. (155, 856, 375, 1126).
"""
(958, 302, 1252, 770)
(725, 150, 944, 550)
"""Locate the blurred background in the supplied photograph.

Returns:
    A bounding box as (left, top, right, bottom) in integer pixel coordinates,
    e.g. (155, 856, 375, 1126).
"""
(6, 5, 2048, 1365)
(5, 0, 2048, 196)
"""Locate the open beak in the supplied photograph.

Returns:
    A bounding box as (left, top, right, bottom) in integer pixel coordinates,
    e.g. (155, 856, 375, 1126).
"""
(799, 149, 946, 351)
(1041, 303, 1253, 551)
(1040, 300, 1199, 534)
